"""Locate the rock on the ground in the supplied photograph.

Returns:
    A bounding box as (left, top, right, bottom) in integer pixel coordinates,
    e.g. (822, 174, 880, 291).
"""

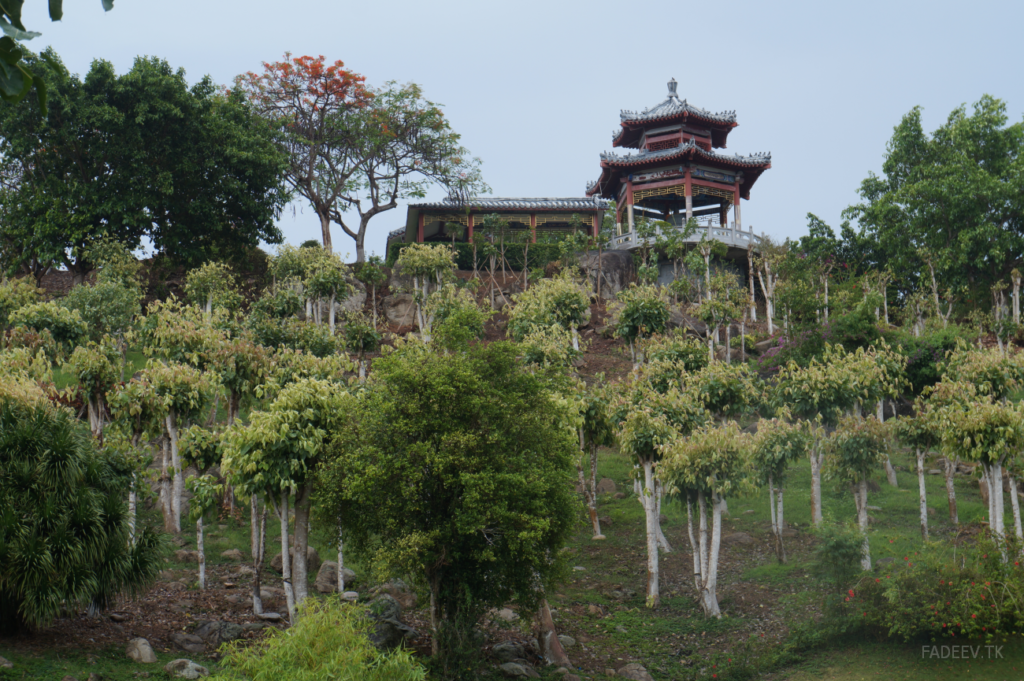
(383, 293, 416, 326)
(613, 492, 627, 499)
(366, 594, 417, 650)
(0, 656, 11, 669)
(588, 604, 603, 616)
(270, 546, 321, 575)
(343, 591, 359, 602)
(60, 676, 78, 681)
(721, 532, 754, 546)
(314, 561, 358, 594)
(492, 640, 525, 663)
(338, 279, 367, 315)
(564, 675, 581, 681)
(171, 632, 206, 655)
(557, 635, 576, 648)
(928, 469, 942, 475)
(780, 528, 798, 538)
(579, 249, 634, 299)
(164, 659, 210, 679)
(242, 622, 266, 632)
(173, 549, 199, 563)
(866, 505, 882, 511)
(499, 662, 540, 678)
(493, 607, 519, 623)
(598, 516, 612, 527)
(596, 478, 617, 494)
(667, 309, 707, 337)
(220, 549, 244, 561)
(378, 579, 417, 610)
(126, 638, 158, 663)
(194, 620, 244, 646)
(617, 663, 654, 681)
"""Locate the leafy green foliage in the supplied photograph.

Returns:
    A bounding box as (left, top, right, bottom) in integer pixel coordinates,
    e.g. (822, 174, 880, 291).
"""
(0, 276, 41, 328)
(507, 270, 589, 341)
(751, 419, 813, 487)
(184, 262, 243, 314)
(809, 521, 866, 611)
(250, 286, 304, 320)
(62, 281, 141, 341)
(210, 597, 426, 681)
(249, 317, 341, 357)
(0, 398, 159, 634)
(425, 283, 491, 351)
(823, 416, 891, 487)
(316, 341, 580, 672)
(9, 300, 87, 352)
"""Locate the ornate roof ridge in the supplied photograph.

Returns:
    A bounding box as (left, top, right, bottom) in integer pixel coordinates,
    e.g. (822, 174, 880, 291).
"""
(599, 139, 771, 166)
(411, 197, 610, 210)
(619, 97, 736, 125)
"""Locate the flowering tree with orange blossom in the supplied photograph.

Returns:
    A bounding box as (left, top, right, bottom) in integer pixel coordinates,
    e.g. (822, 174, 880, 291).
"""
(235, 54, 371, 253)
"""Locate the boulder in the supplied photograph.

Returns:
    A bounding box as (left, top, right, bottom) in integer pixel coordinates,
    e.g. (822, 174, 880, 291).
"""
(126, 638, 158, 664)
(492, 640, 525, 663)
(499, 662, 540, 678)
(613, 492, 627, 499)
(598, 516, 612, 527)
(493, 607, 519, 622)
(383, 293, 416, 326)
(259, 586, 284, 601)
(596, 478, 617, 494)
(0, 656, 11, 669)
(220, 549, 244, 561)
(587, 604, 603, 616)
(338, 280, 367, 315)
(579, 250, 634, 299)
(174, 549, 199, 563)
(60, 677, 78, 681)
(667, 309, 707, 337)
(314, 561, 358, 594)
(753, 337, 778, 353)
(617, 663, 654, 680)
(379, 579, 418, 610)
(164, 659, 210, 679)
(366, 595, 417, 650)
(721, 532, 754, 546)
(557, 635, 576, 648)
(171, 632, 206, 655)
(194, 620, 244, 646)
(270, 546, 321, 575)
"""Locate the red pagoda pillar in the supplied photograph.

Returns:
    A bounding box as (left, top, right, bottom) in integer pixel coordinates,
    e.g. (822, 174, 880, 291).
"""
(592, 214, 599, 238)
(684, 169, 693, 223)
(530, 213, 537, 243)
(467, 214, 474, 242)
(626, 180, 635, 234)
(417, 213, 424, 242)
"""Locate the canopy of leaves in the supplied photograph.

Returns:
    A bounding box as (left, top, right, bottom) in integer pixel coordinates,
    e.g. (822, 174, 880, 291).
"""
(507, 270, 590, 341)
(822, 415, 891, 486)
(660, 423, 754, 498)
(316, 341, 580, 623)
(9, 301, 87, 352)
(612, 284, 669, 345)
(0, 50, 289, 274)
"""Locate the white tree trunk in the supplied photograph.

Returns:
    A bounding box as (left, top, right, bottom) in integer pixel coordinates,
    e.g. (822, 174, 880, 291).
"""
(197, 517, 206, 590)
(252, 504, 266, 615)
(251, 496, 260, 558)
(686, 493, 701, 592)
(328, 293, 336, 334)
(857, 477, 871, 570)
(1010, 476, 1023, 541)
(165, 411, 182, 534)
(768, 474, 778, 535)
(642, 459, 660, 607)
(700, 492, 723, 618)
(991, 461, 1006, 538)
(776, 488, 786, 563)
(916, 448, 929, 540)
(945, 456, 959, 524)
(159, 437, 172, 532)
(292, 483, 311, 606)
(128, 474, 137, 546)
(878, 401, 898, 487)
(810, 446, 823, 526)
(279, 492, 296, 620)
(655, 479, 671, 552)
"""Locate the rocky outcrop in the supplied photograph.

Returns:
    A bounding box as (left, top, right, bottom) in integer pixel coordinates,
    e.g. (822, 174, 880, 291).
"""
(126, 638, 158, 663)
(313, 561, 357, 594)
(270, 546, 321, 575)
(579, 250, 634, 299)
(164, 659, 210, 679)
(171, 632, 206, 654)
(383, 293, 416, 326)
(194, 620, 244, 646)
(366, 594, 417, 650)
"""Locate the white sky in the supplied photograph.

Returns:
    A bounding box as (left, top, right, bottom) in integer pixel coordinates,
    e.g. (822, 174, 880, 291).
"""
(20, 0, 1024, 262)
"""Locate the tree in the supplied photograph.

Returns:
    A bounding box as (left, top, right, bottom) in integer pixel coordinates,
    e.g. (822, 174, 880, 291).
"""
(844, 96, 1024, 305)
(316, 341, 579, 677)
(507, 269, 591, 352)
(661, 423, 753, 617)
(0, 396, 159, 634)
(223, 377, 350, 619)
(613, 284, 670, 368)
(184, 262, 243, 318)
(823, 415, 890, 570)
(235, 54, 371, 253)
(0, 51, 289, 276)
(577, 378, 616, 540)
(0, 1, 115, 112)
(354, 257, 387, 328)
(146, 360, 220, 534)
(62, 336, 121, 437)
(330, 81, 488, 262)
(304, 249, 352, 333)
(751, 419, 812, 562)
(181, 426, 225, 590)
(393, 243, 456, 341)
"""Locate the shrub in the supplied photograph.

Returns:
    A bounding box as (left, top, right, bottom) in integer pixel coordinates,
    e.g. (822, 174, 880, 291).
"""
(0, 278, 43, 329)
(387, 241, 564, 271)
(9, 301, 89, 352)
(506, 271, 590, 341)
(809, 520, 866, 617)
(62, 280, 141, 341)
(2, 326, 58, 363)
(882, 324, 972, 394)
(756, 301, 882, 372)
(250, 317, 340, 357)
(0, 399, 161, 633)
(211, 597, 426, 681)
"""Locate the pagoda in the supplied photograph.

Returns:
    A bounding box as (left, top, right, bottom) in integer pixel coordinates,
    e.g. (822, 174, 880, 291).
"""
(587, 79, 770, 250)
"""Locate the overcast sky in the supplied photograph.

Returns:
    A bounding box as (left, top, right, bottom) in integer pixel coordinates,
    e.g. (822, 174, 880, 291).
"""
(21, 0, 1024, 262)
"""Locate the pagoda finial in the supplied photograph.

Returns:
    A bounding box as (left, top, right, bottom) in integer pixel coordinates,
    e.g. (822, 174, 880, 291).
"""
(667, 78, 678, 99)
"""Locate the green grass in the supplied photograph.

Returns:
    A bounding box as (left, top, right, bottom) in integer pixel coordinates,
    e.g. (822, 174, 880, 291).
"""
(0, 645, 219, 680)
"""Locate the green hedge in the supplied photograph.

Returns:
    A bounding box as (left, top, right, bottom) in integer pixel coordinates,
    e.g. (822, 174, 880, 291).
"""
(386, 241, 566, 271)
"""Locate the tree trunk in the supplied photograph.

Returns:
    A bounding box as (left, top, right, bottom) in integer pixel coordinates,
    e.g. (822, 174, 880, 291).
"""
(991, 461, 1006, 539)
(337, 527, 346, 593)
(578, 431, 603, 539)
(536, 599, 571, 667)
(857, 477, 871, 570)
(810, 445, 823, 527)
(328, 293, 336, 334)
(128, 473, 137, 546)
(697, 489, 709, 596)
(641, 459, 660, 607)
(252, 503, 266, 615)
(686, 492, 701, 592)
(1010, 477, 1023, 541)
(917, 448, 929, 540)
(165, 411, 182, 534)
(701, 492, 723, 618)
(160, 437, 173, 532)
(197, 517, 206, 590)
(945, 456, 959, 524)
(429, 578, 440, 656)
(279, 492, 296, 621)
(776, 487, 786, 563)
(320, 213, 333, 253)
(878, 401, 898, 487)
(747, 246, 757, 322)
(251, 496, 260, 558)
(292, 483, 311, 606)
(768, 474, 777, 535)
(655, 479, 671, 552)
